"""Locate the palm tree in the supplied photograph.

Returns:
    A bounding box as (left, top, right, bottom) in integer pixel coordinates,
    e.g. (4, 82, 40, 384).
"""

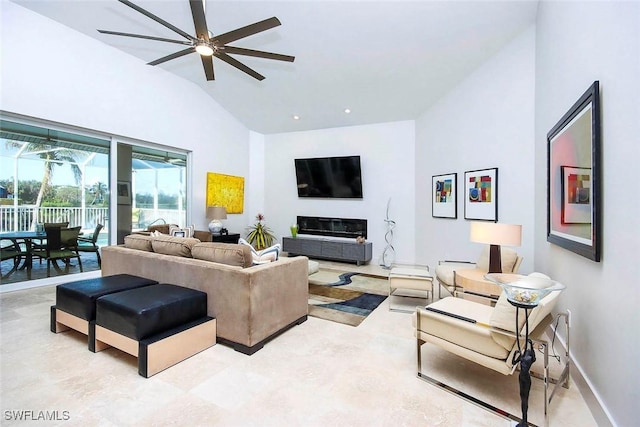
(88, 181, 108, 205)
(5, 140, 83, 227)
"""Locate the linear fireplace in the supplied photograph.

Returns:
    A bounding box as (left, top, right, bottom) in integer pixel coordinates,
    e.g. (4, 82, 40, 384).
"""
(296, 216, 367, 239)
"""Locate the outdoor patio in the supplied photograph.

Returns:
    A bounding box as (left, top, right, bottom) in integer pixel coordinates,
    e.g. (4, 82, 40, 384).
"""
(1, 249, 101, 285)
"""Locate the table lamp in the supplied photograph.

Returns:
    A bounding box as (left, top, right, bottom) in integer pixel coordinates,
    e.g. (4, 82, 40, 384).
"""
(470, 222, 522, 273)
(207, 206, 227, 234)
(485, 273, 565, 426)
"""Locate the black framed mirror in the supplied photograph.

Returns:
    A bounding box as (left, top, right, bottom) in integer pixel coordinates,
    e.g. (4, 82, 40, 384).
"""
(547, 81, 601, 261)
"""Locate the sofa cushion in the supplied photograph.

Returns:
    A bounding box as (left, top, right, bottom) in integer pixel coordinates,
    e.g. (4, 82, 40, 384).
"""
(416, 297, 510, 359)
(191, 242, 252, 268)
(151, 235, 200, 257)
(124, 234, 154, 252)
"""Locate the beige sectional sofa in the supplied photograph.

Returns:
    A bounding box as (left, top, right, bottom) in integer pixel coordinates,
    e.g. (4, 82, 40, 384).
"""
(101, 234, 309, 355)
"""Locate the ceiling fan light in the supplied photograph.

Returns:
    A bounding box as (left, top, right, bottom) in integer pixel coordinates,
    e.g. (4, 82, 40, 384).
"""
(195, 43, 214, 56)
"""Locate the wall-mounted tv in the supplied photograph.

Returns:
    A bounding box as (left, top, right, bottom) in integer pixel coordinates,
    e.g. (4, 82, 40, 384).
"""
(294, 155, 363, 198)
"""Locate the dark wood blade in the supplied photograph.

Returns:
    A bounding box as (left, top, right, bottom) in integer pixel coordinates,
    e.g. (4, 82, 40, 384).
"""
(214, 17, 281, 45)
(148, 47, 194, 66)
(223, 46, 295, 62)
(118, 0, 195, 42)
(98, 29, 192, 45)
(201, 55, 215, 81)
(216, 52, 265, 80)
(189, 0, 210, 41)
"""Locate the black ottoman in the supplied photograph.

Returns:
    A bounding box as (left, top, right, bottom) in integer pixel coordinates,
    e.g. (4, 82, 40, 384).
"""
(94, 284, 216, 378)
(51, 274, 158, 351)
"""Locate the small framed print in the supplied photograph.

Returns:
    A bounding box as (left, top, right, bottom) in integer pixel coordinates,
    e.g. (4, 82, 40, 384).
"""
(561, 166, 591, 224)
(171, 230, 186, 237)
(432, 173, 457, 219)
(464, 168, 498, 221)
(117, 181, 131, 205)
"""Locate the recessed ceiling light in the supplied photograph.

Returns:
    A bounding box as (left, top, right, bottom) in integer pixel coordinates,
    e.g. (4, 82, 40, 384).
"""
(293, 115, 300, 120)
(344, 108, 351, 114)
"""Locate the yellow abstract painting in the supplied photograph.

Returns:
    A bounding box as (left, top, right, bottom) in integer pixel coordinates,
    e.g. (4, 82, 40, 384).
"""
(206, 172, 244, 214)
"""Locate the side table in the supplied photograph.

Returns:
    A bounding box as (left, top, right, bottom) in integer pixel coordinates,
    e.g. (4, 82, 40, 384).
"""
(211, 233, 240, 244)
(388, 266, 433, 312)
(453, 268, 501, 302)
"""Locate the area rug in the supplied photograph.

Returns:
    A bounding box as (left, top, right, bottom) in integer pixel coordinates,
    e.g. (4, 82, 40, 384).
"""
(308, 268, 388, 326)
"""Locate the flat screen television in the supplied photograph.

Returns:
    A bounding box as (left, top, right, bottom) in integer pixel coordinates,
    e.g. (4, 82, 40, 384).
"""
(294, 155, 363, 198)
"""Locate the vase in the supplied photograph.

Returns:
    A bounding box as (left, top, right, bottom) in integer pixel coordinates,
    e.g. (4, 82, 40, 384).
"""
(290, 224, 298, 238)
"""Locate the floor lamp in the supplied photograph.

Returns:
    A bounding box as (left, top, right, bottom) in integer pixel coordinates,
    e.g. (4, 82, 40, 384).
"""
(486, 273, 565, 426)
(469, 222, 522, 273)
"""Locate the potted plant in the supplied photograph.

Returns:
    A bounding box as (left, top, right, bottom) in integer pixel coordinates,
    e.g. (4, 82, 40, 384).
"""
(246, 213, 276, 250)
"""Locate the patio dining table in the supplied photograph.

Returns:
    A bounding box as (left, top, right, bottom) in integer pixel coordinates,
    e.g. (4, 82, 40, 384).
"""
(0, 230, 47, 270)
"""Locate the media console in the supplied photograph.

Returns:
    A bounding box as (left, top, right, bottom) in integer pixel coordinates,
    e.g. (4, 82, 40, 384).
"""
(282, 237, 372, 266)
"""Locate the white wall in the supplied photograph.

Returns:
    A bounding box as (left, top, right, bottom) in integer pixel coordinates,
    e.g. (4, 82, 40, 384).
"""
(263, 121, 416, 264)
(0, 2, 251, 232)
(415, 27, 536, 273)
(535, 2, 640, 426)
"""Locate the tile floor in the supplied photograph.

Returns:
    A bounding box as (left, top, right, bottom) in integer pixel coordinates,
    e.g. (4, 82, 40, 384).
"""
(0, 261, 597, 426)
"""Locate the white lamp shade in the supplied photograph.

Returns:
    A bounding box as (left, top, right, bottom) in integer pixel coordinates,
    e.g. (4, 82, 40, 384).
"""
(207, 206, 227, 220)
(469, 222, 522, 246)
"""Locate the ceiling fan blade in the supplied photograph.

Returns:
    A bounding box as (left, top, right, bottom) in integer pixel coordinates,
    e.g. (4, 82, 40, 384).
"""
(224, 46, 295, 62)
(214, 17, 281, 45)
(189, 0, 209, 41)
(117, 0, 195, 42)
(98, 29, 192, 45)
(216, 52, 265, 81)
(201, 55, 215, 81)
(148, 47, 195, 66)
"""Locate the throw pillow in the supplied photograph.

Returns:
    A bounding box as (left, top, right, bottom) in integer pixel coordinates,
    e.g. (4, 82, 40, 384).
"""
(169, 224, 195, 238)
(238, 238, 281, 264)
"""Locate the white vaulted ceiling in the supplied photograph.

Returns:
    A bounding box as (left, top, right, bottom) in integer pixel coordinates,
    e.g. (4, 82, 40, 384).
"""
(10, 0, 538, 134)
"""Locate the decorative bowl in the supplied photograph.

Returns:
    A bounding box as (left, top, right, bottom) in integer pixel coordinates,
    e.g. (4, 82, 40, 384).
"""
(485, 273, 565, 307)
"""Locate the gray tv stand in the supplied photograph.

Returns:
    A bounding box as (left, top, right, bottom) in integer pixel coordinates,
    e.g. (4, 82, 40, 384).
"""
(282, 237, 372, 266)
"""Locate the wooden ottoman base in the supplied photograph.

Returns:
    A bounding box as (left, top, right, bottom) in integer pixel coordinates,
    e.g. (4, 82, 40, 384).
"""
(94, 317, 216, 377)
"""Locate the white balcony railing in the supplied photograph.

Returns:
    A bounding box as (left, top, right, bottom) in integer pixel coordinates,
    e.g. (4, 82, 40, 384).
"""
(0, 206, 184, 233)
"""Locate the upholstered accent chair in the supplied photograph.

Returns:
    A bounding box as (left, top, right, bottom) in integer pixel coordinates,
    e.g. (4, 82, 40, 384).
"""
(435, 247, 523, 299)
(415, 275, 569, 425)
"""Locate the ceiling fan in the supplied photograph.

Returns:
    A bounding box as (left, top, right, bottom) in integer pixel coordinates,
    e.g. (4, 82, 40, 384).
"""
(98, 0, 295, 81)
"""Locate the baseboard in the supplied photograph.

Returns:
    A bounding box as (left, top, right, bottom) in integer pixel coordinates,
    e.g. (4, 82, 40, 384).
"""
(551, 325, 615, 427)
(218, 315, 308, 355)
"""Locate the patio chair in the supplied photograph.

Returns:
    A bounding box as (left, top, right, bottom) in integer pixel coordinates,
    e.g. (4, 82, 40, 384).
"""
(33, 226, 83, 277)
(33, 222, 70, 263)
(1, 239, 27, 279)
(77, 224, 103, 266)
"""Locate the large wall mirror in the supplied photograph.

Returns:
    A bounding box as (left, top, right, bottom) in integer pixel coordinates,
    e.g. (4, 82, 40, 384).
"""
(547, 81, 601, 261)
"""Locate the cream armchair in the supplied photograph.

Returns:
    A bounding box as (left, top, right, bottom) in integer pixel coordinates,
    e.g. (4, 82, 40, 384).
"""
(414, 275, 569, 426)
(435, 246, 523, 299)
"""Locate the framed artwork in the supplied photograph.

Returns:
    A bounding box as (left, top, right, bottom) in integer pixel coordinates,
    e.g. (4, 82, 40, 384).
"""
(116, 181, 131, 205)
(432, 173, 457, 219)
(464, 168, 498, 221)
(547, 81, 601, 261)
(561, 166, 591, 224)
(206, 172, 245, 214)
